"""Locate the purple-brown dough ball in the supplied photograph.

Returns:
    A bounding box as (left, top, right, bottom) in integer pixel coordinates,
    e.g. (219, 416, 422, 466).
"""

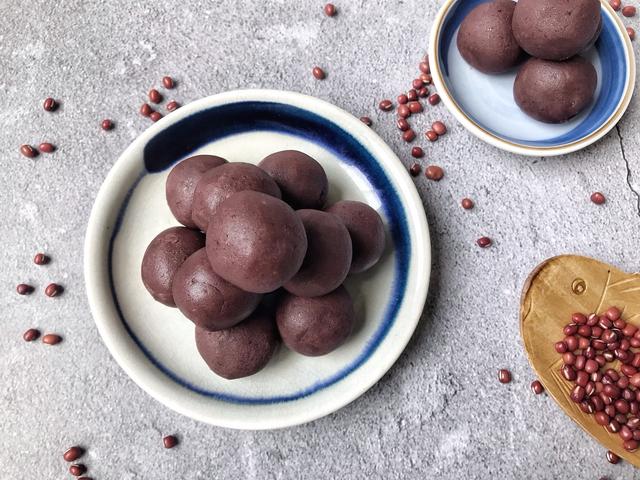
(325, 200, 385, 274)
(276, 286, 354, 357)
(191, 162, 281, 231)
(195, 308, 280, 379)
(457, 0, 523, 74)
(141, 227, 205, 307)
(258, 150, 329, 209)
(165, 155, 227, 228)
(283, 210, 352, 298)
(206, 191, 308, 294)
(512, 0, 601, 61)
(514, 56, 597, 123)
(172, 249, 262, 331)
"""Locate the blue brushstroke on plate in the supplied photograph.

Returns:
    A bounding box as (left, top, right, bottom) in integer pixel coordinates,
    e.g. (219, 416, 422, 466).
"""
(439, 1, 626, 147)
(109, 101, 411, 404)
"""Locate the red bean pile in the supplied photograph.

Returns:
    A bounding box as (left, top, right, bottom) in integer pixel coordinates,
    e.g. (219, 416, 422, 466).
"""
(556, 306, 640, 452)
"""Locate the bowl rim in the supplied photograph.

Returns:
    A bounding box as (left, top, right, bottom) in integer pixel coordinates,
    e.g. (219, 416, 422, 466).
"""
(429, 0, 636, 157)
(83, 89, 431, 429)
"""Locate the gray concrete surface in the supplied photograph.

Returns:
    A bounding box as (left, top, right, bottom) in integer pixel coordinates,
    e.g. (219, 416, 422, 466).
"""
(1, 0, 639, 478)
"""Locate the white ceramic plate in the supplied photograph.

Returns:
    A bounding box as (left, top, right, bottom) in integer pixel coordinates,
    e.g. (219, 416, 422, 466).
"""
(84, 90, 430, 430)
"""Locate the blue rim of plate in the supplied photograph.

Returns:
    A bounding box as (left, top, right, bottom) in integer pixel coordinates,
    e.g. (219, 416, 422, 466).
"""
(108, 101, 411, 405)
(430, 0, 635, 154)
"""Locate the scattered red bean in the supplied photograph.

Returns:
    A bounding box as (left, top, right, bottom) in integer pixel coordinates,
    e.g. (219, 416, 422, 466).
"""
(44, 283, 63, 297)
(16, 284, 34, 295)
(149, 89, 163, 104)
(324, 3, 336, 16)
(628, 27, 636, 41)
(419, 62, 430, 74)
(166, 101, 180, 112)
(426, 130, 438, 142)
(408, 101, 423, 114)
(162, 76, 175, 89)
(140, 103, 153, 117)
(498, 369, 512, 384)
(622, 5, 636, 16)
(360, 116, 372, 126)
(418, 87, 429, 98)
(591, 192, 606, 205)
(398, 105, 411, 118)
(477, 236, 492, 248)
(397, 94, 408, 105)
(428, 93, 441, 106)
(397, 118, 410, 131)
(64, 446, 84, 462)
(23, 328, 40, 342)
(163, 435, 178, 449)
(531, 380, 544, 394)
(42, 334, 62, 345)
(432, 121, 447, 136)
(425, 165, 444, 181)
(312, 66, 326, 80)
(606, 307, 622, 321)
(420, 73, 432, 85)
(379, 100, 393, 112)
(69, 464, 86, 476)
(409, 163, 421, 177)
(38, 142, 55, 153)
(610, 0, 622, 10)
(150, 111, 163, 122)
(412, 78, 423, 89)
(101, 119, 114, 131)
(461, 198, 474, 210)
(411, 146, 424, 158)
(402, 129, 416, 142)
(624, 439, 639, 452)
(406, 89, 418, 102)
(20, 145, 38, 158)
(606, 450, 620, 464)
(43, 97, 57, 111)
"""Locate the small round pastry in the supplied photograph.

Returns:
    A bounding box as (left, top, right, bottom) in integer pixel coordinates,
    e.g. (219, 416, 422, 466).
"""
(206, 191, 308, 294)
(276, 286, 354, 357)
(325, 200, 385, 274)
(141, 227, 205, 307)
(258, 150, 329, 209)
(514, 57, 597, 123)
(165, 155, 227, 228)
(195, 309, 279, 379)
(456, 0, 522, 74)
(172, 249, 262, 331)
(512, 0, 601, 61)
(284, 210, 352, 297)
(191, 162, 281, 231)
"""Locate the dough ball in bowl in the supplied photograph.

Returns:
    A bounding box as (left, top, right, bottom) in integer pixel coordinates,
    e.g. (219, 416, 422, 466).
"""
(172, 248, 262, 331)
(191, 162, 281, 231)
(457, 0, 522, 74)
(258, 150, 329, 209)
(141, 227, 205, 307)
(165, 154, 227, 228)
(514, 56, 597, 123)
(206, 191, 308, 294)
(284, 209, 352, 298)
(195, 308, 280, 380)
(276, 285, 355, 357)
(512, 0, 601, 61)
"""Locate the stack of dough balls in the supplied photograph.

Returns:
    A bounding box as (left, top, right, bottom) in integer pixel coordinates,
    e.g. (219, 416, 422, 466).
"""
(141, 150, 386, 379)
(456, 0, 600, 123)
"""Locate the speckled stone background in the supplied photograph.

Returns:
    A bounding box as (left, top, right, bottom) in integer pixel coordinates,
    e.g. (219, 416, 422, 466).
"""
(1, 0, 639, 478)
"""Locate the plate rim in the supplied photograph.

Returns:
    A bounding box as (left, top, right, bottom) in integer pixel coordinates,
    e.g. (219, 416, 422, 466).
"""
(84, 89, 431, 430)
(429, 0, 636, 157)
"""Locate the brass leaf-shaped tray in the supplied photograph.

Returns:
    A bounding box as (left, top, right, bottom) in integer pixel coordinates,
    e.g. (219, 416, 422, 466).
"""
(521, 255, 640, 465)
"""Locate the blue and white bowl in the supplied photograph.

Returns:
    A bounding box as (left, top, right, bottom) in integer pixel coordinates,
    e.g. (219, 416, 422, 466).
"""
(84, 90, 430, 429)
(429, 0, 635, 156)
